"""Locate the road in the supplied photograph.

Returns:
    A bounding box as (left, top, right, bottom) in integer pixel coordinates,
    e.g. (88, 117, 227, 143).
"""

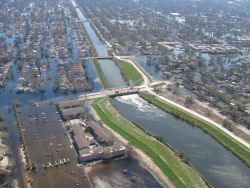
(147, 89, 250, 149)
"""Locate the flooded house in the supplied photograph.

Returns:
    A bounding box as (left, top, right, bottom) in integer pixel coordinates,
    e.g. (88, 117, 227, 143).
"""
(0, 62, 11, 87)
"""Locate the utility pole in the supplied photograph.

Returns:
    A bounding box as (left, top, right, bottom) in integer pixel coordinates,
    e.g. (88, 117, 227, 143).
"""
(50, 142, 54, 165)
(84, 93, 87, 120)
(35, 102, 39, 132)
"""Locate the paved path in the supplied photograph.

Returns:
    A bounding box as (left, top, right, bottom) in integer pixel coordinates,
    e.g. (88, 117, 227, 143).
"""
(148, 89, 250, 149)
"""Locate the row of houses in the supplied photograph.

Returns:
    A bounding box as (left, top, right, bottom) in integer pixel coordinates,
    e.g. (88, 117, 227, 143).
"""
(0, 62, 11, 87)
(69, 16, 90, 58)
(48, 8, 71, 59)
(19, 17, 46, 60)
(56, 61, 90, 92)
(16, 62, 46, 93)
(187, 43, 240, 54)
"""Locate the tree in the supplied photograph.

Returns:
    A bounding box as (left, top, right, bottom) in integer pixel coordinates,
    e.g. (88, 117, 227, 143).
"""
(206, 109, 212, 117)
(0, 113, 3, 122)
(179, 152, 189, 164)
(30, 163, 36, 171)
(223, 119, 233, 132)
(185, 96, 194, 107)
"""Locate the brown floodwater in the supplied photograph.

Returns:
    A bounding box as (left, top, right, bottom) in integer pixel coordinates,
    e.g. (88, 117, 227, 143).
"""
(88, 158, 165, 188)
(17, 102, 91, 188)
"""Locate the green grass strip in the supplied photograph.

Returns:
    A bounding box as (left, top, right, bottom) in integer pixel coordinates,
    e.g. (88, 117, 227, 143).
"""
(139, 92, 250, 167)
(92, 98, 207, 188)
(113, 59, 143, 86)
(93, 59, 109, 89)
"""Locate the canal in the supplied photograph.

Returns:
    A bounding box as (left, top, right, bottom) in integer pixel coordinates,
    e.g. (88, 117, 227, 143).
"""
(74, 1, 127, 88)
(72, 1, 250, 187)
(1, 0, 249, 186)
(112, 94, 250, 188)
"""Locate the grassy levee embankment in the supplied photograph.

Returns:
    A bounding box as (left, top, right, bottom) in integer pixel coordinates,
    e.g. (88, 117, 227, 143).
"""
(113, 58, 143, 86)
(93, 59, 109, 89)
(92, 98, 207, 188)
(139, 92, 250, 167)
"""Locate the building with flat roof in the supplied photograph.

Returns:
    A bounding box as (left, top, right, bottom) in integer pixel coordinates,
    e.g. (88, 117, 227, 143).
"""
(73, 135, 90, 151)
(57, 99, 85, 120)
(78, 144, 126, 163)
(61, 107, 84, 120)
(57, 99, 81, 109)
(86, 121, 113, 146)
(71, 124, 90, 151)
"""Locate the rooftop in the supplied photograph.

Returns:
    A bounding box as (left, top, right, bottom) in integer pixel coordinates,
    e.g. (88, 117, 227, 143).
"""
(86, 121, 112, 143)
(79, 144, 126, 157)
(74, 134, 90, 149)
(62, 106, 84, 117)
(57, 99, 81, 109)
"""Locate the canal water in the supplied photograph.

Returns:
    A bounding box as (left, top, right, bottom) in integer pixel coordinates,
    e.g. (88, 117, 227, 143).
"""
(112, 94, 250, 188)
(74, 2, 127, 88)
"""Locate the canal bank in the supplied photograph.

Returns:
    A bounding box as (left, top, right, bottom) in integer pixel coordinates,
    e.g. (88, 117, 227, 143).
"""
(139, 92, 250, 166)
(72, 0, 127, 88)
(93, 59, 109, 89)
(112, 94, 250, 188)
(59, 0, 250, 187)
(91, 97, 208, 188)
(113, 58, 144, 86)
